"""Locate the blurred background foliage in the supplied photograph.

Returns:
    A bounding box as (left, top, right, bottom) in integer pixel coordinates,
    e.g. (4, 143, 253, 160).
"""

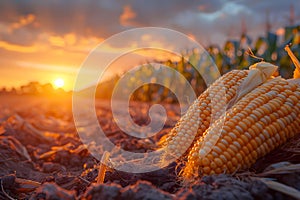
(95, 25, 300, 103)
(3, 25, 299, 102)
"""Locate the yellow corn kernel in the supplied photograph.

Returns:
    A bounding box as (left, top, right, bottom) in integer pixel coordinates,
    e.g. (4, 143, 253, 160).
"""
(181, 77, 300, 182)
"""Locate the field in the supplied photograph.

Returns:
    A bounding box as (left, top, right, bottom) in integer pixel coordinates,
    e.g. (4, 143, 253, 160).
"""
(0, 94, 299, 199)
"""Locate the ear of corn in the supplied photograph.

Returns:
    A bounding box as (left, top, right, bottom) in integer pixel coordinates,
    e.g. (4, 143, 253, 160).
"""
(159, 70, 249, 163)
(181, 76, 300, 182)
(159, 47, 300, 184)
(159, 62, 278, 165)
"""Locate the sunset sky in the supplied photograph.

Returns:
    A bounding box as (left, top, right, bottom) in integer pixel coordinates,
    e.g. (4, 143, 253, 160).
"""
(0, 0, 300, 91)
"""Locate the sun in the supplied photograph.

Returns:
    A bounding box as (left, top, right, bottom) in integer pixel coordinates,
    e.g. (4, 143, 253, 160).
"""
(53, 78, 65, 88)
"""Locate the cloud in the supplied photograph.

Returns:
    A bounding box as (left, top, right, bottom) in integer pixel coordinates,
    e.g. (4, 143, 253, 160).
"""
(16, 61, 78, 74)
(48, 33, 77, 47)
(0, 40, 39, 53)
(45, 32, 104, 54)
(9, 13, 36, 31)
(198, 1, 224, 13)
(120, 5, 137, 26)
(0, 0, 300, 50)
(48, 35, 66, 47)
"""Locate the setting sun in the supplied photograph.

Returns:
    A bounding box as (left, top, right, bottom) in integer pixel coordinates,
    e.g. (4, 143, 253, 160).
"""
(53, 78, 65, 88)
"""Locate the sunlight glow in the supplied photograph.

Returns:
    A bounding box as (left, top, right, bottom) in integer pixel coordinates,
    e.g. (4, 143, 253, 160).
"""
(53, 78, 65, 88)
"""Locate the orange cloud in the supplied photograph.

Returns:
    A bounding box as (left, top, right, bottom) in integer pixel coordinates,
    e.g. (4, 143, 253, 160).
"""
(10, 14, 36, 31)
(17, 61, 78, 74)
(120, 5, 137, 26)
(49, 35, 65, 47)
(47, 32, 103, 53)
(198, 4, 209, 12)
(64, 33, 76, 45)
(48, 33, 78, 47)
(0, 40, 39, 53)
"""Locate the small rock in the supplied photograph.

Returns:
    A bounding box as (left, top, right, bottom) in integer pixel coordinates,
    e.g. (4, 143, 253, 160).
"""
(83, 183, 121, 200)
(30, 182, 75, 200)
(42, 162, 64, 173)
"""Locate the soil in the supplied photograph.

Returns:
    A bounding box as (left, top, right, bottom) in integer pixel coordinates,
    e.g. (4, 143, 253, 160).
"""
(0, 94, 299, 200)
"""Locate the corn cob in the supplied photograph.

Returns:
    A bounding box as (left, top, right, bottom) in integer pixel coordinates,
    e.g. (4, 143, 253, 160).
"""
(160, 62, 278, 164)
(181, 76, 300, 182)
(159, 70, 249, 163)
(159, 45, 300, 184)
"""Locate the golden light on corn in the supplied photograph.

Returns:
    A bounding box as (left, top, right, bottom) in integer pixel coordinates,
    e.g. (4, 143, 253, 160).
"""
(160, 45, 300, 184)
(159, 70, 249, 163)
(181, 77, 300, 181)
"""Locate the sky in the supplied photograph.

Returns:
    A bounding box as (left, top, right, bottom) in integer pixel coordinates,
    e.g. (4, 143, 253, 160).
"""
(0, 0, 300, 91)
